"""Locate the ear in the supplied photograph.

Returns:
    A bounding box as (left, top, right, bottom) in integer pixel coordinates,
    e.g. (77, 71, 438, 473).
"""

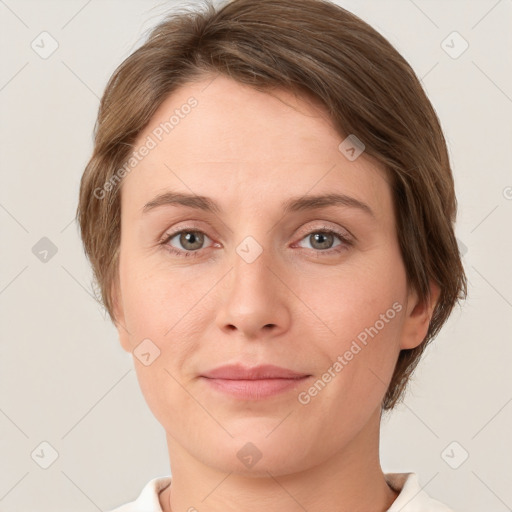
(111, 274, 132, 353)
(399, 280, 441, 350)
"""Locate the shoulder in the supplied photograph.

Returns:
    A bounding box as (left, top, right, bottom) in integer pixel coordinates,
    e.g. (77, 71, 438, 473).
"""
(106, 476, 172, 512)
(385, 473, 457, 512)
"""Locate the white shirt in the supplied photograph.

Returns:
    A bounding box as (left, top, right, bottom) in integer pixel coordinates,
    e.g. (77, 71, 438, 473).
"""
(107, 473, 456, 512)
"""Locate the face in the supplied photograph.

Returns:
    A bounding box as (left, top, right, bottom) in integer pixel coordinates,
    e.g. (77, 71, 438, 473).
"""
(113, 74, 432, 476)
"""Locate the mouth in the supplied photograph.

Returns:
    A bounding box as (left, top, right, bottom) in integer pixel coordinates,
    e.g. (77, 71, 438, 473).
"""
(199, 364, 312, 400)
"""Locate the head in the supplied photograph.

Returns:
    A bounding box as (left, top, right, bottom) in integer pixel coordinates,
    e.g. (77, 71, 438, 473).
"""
(77, 0, 466, 475)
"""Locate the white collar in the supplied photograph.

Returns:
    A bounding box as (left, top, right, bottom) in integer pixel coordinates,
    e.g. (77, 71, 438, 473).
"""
(108, 472, 455, 512)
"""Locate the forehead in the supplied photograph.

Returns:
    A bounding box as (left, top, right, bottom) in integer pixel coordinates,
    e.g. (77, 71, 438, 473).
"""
(140, 75, 339, 158)
(122, 74, 391, 218)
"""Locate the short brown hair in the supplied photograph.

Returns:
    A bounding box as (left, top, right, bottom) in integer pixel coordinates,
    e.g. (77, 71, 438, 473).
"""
(76, 0, 467, 410)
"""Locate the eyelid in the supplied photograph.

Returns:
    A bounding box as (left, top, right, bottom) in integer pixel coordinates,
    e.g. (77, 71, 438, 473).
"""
(158, 220, 216, 243)
(294, 221, 353, 242)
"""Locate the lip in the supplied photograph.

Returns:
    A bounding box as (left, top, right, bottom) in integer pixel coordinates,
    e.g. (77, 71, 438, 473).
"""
(201, 363, 309, 380)
(200, 364, 311, 400)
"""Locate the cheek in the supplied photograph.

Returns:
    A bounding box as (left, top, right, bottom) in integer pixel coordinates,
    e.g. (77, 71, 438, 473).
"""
(118, 255, 213, 378)
(298, 250, 406, 395)
(302, 250, 407, 340)
(295, 288, 405, 441)
(119, 255, 188, 336)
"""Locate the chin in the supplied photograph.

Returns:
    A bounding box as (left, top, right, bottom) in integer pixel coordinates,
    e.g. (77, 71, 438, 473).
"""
(194, 432, 318, 478)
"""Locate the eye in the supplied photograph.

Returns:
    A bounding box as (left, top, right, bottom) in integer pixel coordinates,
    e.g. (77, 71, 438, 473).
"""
(160, 228, 214, 258)
(159, 226, 352, 259)
(296, 227, 352, 254)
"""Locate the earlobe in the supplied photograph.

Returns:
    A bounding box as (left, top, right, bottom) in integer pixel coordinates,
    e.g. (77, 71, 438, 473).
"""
(399, 281, 441, 350)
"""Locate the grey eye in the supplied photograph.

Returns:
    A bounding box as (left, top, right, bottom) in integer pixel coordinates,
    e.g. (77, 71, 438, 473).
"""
(298, 231, 343, 251)
(169, 231, 209, 251)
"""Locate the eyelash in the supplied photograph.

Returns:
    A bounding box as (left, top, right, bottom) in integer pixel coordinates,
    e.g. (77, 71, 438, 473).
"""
(159, 225, 353, 259)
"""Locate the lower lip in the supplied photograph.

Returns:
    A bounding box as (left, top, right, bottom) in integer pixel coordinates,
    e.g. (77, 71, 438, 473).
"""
(201, 376, 310, 400)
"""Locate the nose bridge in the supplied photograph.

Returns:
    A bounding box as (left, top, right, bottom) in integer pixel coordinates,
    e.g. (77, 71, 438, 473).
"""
(214, 230, 289, 338)
(228, 210, 273, 275)
(231, 232, 274, 300)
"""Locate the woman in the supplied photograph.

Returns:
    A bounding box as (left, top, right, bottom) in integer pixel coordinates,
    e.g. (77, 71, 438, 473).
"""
(76, 0, 467, 510)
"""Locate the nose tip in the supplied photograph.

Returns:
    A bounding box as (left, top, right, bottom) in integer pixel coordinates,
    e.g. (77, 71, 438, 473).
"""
(215, 251, 290, 339)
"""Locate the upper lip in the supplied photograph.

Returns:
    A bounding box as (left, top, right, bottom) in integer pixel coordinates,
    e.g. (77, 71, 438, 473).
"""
(201, 364, 310, 380)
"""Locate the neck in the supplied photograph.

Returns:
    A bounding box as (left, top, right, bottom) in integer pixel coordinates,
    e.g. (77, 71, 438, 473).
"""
(159, 407, 398, 512)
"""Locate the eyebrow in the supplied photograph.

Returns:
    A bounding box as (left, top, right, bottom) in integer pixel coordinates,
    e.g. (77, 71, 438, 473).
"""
(142, 191, 375, 218)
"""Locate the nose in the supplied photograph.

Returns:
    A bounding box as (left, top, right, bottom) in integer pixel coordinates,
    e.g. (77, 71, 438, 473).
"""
(214, 239, 291, 340)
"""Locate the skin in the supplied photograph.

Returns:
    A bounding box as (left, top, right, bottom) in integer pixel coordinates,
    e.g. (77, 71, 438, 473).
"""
(112, 73, 440, 512)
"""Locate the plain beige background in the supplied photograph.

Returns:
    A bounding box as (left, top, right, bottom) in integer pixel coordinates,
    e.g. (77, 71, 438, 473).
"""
(1, 0, 511, 510)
